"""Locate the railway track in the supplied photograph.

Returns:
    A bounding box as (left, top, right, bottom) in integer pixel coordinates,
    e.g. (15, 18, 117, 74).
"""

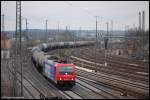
(76, 79, 121, 99)
(76, 76, 134, 99)
(81, 48, 149, 71)
(70, 59, 149, 83)
(69, 47, 149, 84)
(57, 76, 122, 99)
(62, 90, 83, 99)
(7, 60, 37, 98)
(71, 56, 149, 84)
(85, 45, 149, 65)
(77, 68, 149, 90)
(1, 59, 14, 97)
(72, 47, 148, 72)
(76, 68, 149, 99)
(90, 46, 148, 65)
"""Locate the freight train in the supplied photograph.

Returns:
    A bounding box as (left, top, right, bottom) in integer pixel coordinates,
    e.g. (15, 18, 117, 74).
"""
(41, 41, 95, 52)
(31, 41, 95, 86)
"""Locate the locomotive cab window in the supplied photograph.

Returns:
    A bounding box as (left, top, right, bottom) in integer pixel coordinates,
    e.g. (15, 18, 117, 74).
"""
(59, 66, 74, 75)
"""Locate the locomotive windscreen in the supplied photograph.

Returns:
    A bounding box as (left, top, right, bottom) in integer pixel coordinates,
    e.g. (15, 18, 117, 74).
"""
(59, 66, 74, 75)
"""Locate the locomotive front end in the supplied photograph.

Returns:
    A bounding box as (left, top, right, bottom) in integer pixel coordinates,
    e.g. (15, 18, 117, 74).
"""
(56, 64, 76, 86)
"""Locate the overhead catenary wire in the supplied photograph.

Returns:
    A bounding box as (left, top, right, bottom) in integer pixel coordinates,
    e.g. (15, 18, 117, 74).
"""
(65, 1, 123, 23)
(66, 1, 95, 19)
(65, 1, 102, 30)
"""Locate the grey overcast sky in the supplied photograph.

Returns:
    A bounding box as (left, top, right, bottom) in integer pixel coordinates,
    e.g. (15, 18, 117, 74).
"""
(1, 1, 149, 31)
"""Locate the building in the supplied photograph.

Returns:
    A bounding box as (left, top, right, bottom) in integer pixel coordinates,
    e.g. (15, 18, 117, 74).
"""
(1, 32, 12, 50)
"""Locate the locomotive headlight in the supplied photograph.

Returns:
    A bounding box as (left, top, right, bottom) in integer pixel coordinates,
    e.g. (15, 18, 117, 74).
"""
(71, 78, 74, 80)
(60, 78, 62, 80)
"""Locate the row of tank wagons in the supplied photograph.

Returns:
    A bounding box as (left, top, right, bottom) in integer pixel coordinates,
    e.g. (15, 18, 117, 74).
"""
(41, 41, 95, 52)
(31, 47, 76, 86)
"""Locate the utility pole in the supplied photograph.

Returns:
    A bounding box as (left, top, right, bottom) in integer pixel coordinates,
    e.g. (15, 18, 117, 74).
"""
(139, 12, 141, 31)
(58, 22, 59, 33)
(1, 14, 5, 59)
(58, 22, 61, 59)
(137, 11, 145, 60)
(142, 11, 145, 32)
(45, 20, 48, 43)
(95, 16, 98, 71)
(106, 22, 109, 35)
(104, 22, 109, 67)
(26, 19, 28, 38)
(1, 14, 5, 33)
(74, 28, 76, 50)
(68, 26, 70, 31)
(133, 24, 135, 32)
(96, 16, 98, 44)
(66, 26, 67, 31)
(142, 11, 145, 60)
(110, 20, 113, 54)
(79, 27, 81, 41)
(15, 1, 23, 96)
(1, 14, 5, 51)
(14, 1, 17, 96)
(26, 19, 29, 45)
(111, 20, 113, 33)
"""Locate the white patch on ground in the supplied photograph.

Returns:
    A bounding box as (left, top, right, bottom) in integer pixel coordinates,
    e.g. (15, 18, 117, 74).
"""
(1, 50, 10, 59)
(128, 63, 138, 66)
(27, 47, 33, 50)
(104, 62, 107, 67)
(136, 72, 148, 75)
(76, 66, 93, 72)
(71, 56, 104, 66)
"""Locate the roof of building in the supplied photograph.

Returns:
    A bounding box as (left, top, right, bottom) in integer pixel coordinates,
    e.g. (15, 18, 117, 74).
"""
(1, 32, 10, 40)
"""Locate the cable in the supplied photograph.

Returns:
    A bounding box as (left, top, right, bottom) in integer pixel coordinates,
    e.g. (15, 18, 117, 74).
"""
(65, 1, 95, 20)
(66, 2, 113, 22)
